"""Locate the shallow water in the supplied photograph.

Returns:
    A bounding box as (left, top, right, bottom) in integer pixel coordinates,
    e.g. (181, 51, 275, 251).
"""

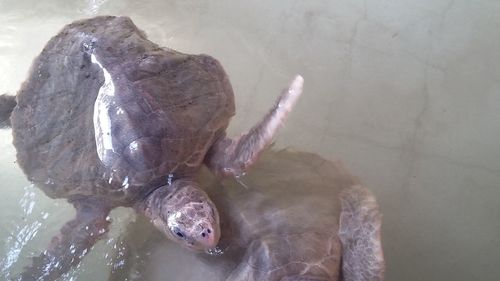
(0, 0, 499, 280)
(106, 149, 360, 281)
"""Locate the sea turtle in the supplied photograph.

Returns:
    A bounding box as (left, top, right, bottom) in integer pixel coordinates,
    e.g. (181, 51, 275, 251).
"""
(107, 149, 385, 281)
(0, 16, 304, 280)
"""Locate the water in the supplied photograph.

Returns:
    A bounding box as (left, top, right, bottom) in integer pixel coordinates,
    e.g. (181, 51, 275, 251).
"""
(106, 149, 359, 281)
(1, 0, 499, 280)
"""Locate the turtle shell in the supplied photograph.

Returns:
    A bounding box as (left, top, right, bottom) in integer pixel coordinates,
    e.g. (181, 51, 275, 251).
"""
(11, 16, 235, 204)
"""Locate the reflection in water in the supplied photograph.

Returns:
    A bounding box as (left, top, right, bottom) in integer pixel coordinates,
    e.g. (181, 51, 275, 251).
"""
(0, 183, 127, 280)
(1, 186, 40, 278)
(80, 0, 108, 16)
(91, 52, 118, 164)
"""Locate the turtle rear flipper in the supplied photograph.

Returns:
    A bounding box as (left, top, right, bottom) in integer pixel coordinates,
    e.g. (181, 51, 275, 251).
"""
(339, 185, 385, 281)
(0, 94, 16, 128)
(16, 198, 110, 281)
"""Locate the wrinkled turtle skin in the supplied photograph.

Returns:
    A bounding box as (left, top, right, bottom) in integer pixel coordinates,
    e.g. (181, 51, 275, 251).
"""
(109, 150, 385, 281)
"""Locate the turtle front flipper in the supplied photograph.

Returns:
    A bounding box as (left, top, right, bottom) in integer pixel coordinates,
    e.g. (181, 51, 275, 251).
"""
(338, 185, 385, 281)
(16, 198, 111, 281)
(205, 75, 303, 177)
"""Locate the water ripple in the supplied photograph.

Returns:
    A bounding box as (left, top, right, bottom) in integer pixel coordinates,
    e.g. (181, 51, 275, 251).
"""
(0, 185, 41, 279)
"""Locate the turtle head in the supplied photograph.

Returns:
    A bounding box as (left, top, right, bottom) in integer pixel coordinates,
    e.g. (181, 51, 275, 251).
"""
(139, 180, 221, 252)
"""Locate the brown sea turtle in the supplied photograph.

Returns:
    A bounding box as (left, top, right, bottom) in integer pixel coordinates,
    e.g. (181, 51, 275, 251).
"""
(0, 16, 303, 280)
(107, 149, 385, 281)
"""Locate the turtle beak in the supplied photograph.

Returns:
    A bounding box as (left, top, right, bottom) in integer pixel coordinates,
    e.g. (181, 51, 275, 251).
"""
(199, 236, 218, 250)
(196, 224, 220, 250)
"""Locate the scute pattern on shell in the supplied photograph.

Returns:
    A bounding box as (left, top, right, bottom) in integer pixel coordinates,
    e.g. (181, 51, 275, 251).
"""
(10, 16, 235, 205)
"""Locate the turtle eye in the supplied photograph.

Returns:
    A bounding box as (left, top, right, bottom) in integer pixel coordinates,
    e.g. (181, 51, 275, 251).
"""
(172, 227, 185, 238)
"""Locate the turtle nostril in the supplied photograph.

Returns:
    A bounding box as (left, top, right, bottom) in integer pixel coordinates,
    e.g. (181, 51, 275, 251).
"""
(198, 228, 217, 248)
(201, 228, 212, 238)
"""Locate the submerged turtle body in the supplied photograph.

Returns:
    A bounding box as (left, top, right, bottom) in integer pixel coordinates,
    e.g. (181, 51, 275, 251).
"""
(0, 16, 305, 280)
(219, 150, 384, 281)
(110, 150, 385, 281)
(12, 16, 234, 204)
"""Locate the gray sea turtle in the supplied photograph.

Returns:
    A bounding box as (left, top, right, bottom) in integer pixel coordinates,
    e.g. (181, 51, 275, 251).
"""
(107, 149, 385, 281)
(0, 16, 303, 280)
